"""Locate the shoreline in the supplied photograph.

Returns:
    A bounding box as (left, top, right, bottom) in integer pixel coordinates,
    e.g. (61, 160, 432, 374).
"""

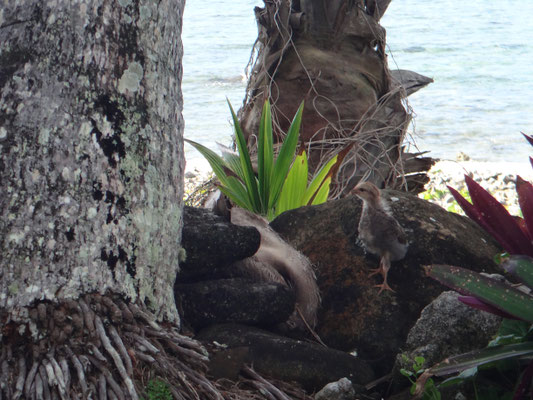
(426, 159, 532, 180)
(422, 159, 531, 215)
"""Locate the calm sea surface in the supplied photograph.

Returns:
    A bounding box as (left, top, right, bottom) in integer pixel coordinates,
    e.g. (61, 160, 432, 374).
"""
(182, 1, 533, 171)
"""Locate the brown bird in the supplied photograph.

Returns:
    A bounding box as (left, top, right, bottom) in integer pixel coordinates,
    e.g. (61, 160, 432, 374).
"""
(352, 182, 408, 293)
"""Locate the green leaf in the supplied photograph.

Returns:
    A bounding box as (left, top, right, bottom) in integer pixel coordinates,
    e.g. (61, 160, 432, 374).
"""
(497, 318, 531, 339)
(438, 367, 478, 389)
(220, 176, 254, 210)
(400, 368, 414, 378)
(257, 101, 274, 209)
(227, 100, 262, 213)
(217, 143, 246, 183)
(428, 342, 533, 377)
(186, 138, 254, 210)
(276, 150, 308, 216)
(269, 102, 304, 209)
(303, 154, 337, 205)
(425, 264, 533, 322)
(494, 252, 509, 265)
(311, 176, 332, 205)
(414, 356, 426, 371)
(274, 148, 337, 216)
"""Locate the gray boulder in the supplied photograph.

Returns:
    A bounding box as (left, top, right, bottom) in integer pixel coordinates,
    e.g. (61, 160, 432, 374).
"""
(396, 291, 501, 370)
(270, 190, 502, 374)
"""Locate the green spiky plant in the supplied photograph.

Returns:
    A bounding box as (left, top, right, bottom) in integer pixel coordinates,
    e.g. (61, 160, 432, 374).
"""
(186, 100, 343, 220)
(418, 133, 533, 399)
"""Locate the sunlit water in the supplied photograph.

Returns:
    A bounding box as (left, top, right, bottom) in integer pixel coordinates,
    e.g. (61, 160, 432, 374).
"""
(182, 0, 533, 172)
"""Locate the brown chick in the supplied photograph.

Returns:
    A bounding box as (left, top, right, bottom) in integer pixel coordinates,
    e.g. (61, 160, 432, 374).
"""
(352, 182, 408, 294)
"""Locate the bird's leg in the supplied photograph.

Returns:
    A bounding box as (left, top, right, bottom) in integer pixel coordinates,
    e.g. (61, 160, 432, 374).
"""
(368, 258, 387, 278)
(374, 254, 394, 294)
(368, 265, 383, 278)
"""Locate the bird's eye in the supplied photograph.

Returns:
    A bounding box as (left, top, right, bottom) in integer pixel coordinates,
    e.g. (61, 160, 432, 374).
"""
(359, 188, 365, 192)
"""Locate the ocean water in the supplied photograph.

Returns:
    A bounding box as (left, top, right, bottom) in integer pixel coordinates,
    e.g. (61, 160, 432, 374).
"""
(182, 0, 533, 172)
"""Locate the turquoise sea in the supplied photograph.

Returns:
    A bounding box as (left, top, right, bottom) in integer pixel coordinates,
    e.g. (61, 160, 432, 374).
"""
(182, 1, 533, 171)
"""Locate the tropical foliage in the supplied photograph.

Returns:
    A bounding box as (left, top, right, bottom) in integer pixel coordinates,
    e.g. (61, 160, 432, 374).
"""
(186, 100, 342, 220)
(400, 356, 441, 400)
(419, 133, 533, 399)
(425, 256, 533, 323)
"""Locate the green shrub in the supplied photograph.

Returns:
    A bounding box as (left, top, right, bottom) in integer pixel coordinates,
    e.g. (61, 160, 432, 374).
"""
(186, 100, 340, 220)
(400, 356, 441, 399)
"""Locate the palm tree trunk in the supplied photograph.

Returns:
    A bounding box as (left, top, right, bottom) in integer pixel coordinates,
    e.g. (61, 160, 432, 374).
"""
(240, 0, 433, 195)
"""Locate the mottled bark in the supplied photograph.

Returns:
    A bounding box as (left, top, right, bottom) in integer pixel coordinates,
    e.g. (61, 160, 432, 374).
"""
(0, 0, 184, 322)
(240, 0, 433, 195)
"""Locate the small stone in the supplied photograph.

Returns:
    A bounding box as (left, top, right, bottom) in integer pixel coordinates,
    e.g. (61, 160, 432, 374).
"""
(503, 175, 515, 184)
(315, 377, 356, 400)
(455, 152, 470, 161)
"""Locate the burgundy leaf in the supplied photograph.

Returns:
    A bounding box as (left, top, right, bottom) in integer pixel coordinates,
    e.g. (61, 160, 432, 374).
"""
(458, 296, 521, 320)
(448, 184, 513, 251)
(448, 186, 493, 233)
(522, 132, 533, 148)
(514, 217, 531, 242)
(530, 156, 533, 170)
(517, 176, 533, 242)
(465, 175, 533, 257)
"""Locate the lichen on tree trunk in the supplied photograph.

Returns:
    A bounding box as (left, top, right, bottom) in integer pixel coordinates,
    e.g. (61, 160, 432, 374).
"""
(0, 0, 184, 322)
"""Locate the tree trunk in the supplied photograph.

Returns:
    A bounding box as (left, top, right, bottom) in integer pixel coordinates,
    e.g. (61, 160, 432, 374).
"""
(0, 0, 184, 322)
(240, 0, 433, 195)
